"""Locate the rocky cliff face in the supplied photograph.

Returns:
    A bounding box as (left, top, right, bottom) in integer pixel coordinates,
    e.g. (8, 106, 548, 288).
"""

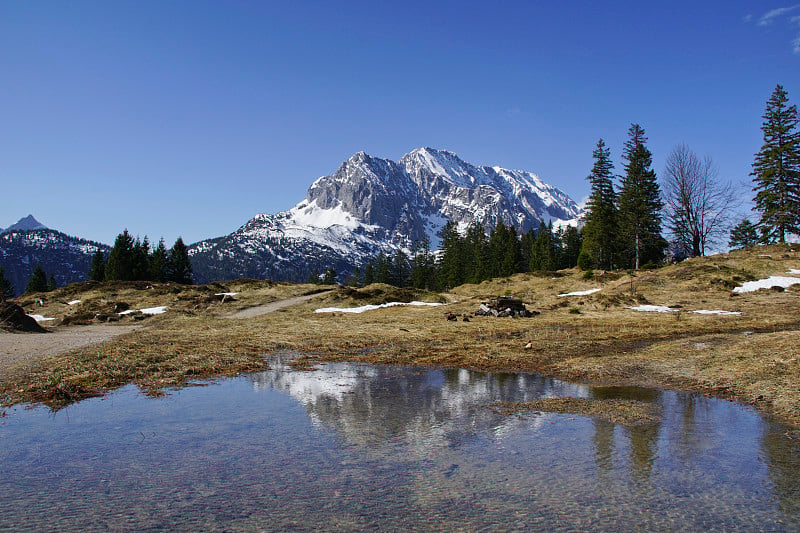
(189, 147, 582, 284)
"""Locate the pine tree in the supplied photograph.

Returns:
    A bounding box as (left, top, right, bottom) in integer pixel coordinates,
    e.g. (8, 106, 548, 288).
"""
(751, 84, 800, 243)
(579, 139, 618, 270)
(105, 230, 136, 281)
(0, 266, 14, 300)
(167, 237, 193, 284)
(464, 223, 489, 282)
(558, 225, 583, 269)
(410, 238, 437, 290)
(149, 238, 169, 282)
(47, 273, 57, 292)
(530, 221, 556, 271)
(617, 124, 666, 269)
(438, 221, 466, 289)
(88, 250, 106, 282)
(363, 263, 374, 286)
(25, 264, 49, 294)
(728, 219, 759, 250)
(131, 236, 151, 281)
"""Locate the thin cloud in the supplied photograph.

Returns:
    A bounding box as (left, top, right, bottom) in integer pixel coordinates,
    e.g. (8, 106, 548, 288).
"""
(757, 4, 800, 26)
(751, 4, 800, 54)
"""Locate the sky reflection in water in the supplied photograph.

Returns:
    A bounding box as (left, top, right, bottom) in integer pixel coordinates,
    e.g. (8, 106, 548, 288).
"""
(1, 356, 798, 531)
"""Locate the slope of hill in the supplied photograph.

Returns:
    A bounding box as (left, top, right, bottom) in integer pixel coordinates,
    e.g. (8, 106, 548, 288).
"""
(0, 229, 109, 296)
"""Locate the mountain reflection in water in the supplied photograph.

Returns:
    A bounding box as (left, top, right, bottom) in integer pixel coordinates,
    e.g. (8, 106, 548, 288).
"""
(0, 356, 797, 531)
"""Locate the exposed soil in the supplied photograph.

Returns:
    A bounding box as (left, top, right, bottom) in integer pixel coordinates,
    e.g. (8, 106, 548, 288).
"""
(226, 291, 334, 319)
(0, 325, 141, 370)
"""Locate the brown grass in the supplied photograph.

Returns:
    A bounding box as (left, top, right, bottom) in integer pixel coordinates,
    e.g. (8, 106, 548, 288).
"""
(489, 398, 661, 426)
(2, 244, 799, 426)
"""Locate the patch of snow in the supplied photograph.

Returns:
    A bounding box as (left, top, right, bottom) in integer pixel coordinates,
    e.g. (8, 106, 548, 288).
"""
(288, 199, 373, 231)
(214, 292, 238, 297)
(692, 310, 742, 316)
(27, 314, 56, 322)
(732, 276, 800, 293)
(627, 305, 678, 313)
(67, 300, 81, 306)
(558, 288, 601, 297)
(788, 269, 800, 274)
(315, 301, 443, 314)
(119, 306, 168, 316)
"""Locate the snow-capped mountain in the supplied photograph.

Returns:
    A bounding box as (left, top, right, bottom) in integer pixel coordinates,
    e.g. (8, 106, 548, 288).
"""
(189, 148, 581, 284)
(0, 228, 109, 296)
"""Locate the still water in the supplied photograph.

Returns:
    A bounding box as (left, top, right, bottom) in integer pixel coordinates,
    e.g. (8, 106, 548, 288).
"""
(1, 355, 798, 531)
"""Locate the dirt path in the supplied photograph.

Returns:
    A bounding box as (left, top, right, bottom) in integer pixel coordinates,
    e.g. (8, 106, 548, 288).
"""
(226, 291, 333, 319)
(0, 325, 142, 369)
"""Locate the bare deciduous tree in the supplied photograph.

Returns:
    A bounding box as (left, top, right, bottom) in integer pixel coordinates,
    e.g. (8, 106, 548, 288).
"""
(662, 144, 739, 257)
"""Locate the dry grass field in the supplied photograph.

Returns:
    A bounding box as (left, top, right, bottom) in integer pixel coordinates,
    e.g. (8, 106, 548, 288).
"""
(2, 244, 799, 427)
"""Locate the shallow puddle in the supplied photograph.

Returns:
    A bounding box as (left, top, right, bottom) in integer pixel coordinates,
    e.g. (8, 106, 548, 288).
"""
(1, 356, 798, 531)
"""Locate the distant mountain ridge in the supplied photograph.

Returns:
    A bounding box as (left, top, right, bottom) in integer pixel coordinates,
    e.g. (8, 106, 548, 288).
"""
(189, 147, 582, 284)
(0, 228, 109, 297)
(1, 215, 48, 234)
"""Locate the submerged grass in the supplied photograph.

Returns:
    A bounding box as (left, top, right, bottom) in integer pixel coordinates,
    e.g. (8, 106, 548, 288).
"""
(2, 245, 800, 426)
(489, 398, 661, 427)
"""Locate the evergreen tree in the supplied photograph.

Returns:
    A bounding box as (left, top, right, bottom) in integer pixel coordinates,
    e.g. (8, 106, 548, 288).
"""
(306, 269, 321, 284)
(617, 124, 666, 269)
(25, 264, 49, 294)
(438, 221, 467, 289)
(167, 237, 193, 284)
(47, 273, 57, 292)
(149, 238, 169, 282)
(390, 250, 410, 287)
(131, 236, 151, 281)
(751, 84, 800, 243)
(579, 139, 618, 269)
(363, 263, 374, 286)
(105, 230, 136, 281)
(558, 225, 583, 269)
(410, 238, 437, 290)
(88, 250, 106, 282)
(464, 223, 489, 282)
(728, 219, 759, 250)
(0, 266, 14, 300)
(373, 253, 391, 284)
(530, 221, 556, 271)
(519, 229, 536, 272)
(345, 267, 362, 287)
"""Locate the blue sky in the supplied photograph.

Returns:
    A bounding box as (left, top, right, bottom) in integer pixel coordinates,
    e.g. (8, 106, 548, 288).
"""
(2, 1, 799, 246)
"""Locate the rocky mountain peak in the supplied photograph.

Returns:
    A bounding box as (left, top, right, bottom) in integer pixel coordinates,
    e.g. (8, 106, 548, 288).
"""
(2, 215, 48, 234)
(188, 148, 583, 284)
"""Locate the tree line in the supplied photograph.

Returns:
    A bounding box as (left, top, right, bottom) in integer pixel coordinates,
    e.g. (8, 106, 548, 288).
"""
(320, 83, 799, 288)
(88, 230, 193, 284)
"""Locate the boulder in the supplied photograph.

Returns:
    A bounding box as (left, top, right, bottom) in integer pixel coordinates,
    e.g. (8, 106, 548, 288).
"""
(474, 296, 535, 318)
(0, 301, 48, 333)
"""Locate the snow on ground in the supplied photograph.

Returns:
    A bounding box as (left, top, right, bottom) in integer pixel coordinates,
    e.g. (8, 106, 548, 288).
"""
(626, 306, 741, 315)
(627, 305, 677, 313)
(788, 269, 800, 274)
(732, 276, 800, 293)
(27, 314, 56, 322)
(120, 306, 168, 316)
(215, 292, 238, 297)
(558, 288, 601, 297)
(67, 300, 81, 306)
(315, 301, 443, 314)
